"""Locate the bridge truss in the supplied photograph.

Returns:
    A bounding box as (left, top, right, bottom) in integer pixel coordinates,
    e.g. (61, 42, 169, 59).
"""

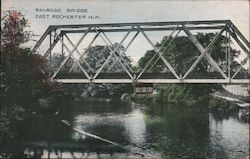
(32, 20, 249, 84)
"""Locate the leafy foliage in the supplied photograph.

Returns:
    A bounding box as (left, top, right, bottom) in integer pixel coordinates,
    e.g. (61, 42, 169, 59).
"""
(1, 10, 31, 47)
(138, 33, 240, 74)
(136, 33, 240, 105)
(0, 10, 64, 143)
(83, 44, 132, 72)
(65, 44, 133, 97)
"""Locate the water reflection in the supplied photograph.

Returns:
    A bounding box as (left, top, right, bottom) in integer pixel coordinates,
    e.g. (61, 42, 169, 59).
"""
(124, 108, 147, 147)
(143, 103, 211, 158)
(209, 114, 249, 159)
(1, 98, 249, 159)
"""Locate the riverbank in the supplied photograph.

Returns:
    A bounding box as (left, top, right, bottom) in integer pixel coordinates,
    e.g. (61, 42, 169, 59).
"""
(211, 93, 249, 108)
(130, 90, 249, 122)
(210, 92, 249, 121)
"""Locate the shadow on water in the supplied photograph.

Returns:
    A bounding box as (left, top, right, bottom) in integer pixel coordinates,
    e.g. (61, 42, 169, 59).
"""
(1, 98, 249, 159)
(143, 103, 212, 158)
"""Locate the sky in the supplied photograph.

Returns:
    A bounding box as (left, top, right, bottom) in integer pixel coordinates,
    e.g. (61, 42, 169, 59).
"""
(1, 0, 249, 64)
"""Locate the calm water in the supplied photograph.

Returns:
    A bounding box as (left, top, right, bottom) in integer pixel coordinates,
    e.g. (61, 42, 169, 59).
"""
(3, 98, 249, 159)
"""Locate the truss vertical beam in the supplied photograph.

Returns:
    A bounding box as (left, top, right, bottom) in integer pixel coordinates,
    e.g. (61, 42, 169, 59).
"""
(43, 32, 63, 58)
(225, 31, 228, 68)
(227, 33, 231, 80)
(62, 34, 64, 56)
(49, 32, 52, 61)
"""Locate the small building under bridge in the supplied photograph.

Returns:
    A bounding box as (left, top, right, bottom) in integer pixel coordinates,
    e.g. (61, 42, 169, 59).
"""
(134, 83, 154, 95)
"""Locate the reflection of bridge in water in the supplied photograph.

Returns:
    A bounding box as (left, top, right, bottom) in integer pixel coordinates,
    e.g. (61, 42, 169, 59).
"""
(32, 20, 249, 84)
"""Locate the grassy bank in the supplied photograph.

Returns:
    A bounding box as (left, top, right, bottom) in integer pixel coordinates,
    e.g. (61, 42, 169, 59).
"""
(130, 84, 244, 115)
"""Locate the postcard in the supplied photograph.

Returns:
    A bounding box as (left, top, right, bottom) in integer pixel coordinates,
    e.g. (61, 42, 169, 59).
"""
(1, 0, 249, 159)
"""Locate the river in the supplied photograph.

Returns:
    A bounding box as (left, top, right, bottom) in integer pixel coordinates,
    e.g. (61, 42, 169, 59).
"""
(3, 98, 249, 159)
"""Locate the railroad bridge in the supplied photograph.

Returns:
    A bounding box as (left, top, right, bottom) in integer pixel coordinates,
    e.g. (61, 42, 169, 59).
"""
(31, 20, 249, 84)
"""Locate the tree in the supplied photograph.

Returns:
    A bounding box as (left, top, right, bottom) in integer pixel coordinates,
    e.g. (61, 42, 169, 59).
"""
(137, 33, 240, 105)
(0, 10, 63, 144)
(66, 44, 133, 97)
(82, 43, 132, 72)
(138, 33, 240, 75)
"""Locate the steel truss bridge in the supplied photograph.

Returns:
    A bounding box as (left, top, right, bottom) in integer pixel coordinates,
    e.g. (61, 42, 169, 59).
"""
(32, 20, 249, 84)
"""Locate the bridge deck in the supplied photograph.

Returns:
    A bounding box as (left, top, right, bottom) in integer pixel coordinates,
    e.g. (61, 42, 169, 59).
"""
(54, 73, 249, 84)
(55, 79, 249, 84)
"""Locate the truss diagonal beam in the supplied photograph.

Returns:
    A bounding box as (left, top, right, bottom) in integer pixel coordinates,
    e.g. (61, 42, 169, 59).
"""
(100, 30, 134, 72)
(92, 27, 133, 79)
(31, 27, 52, 54)
(146, 25, 179, 70)
(137, 27, 177, 78)
(182, 26, 226, 79)
(148, 29, 181, 72)
(101, 33, 132, 72)
(232, 56, 249, 78)
(69, 32, 100, 73)
(99, 30, 135, 73)
(227, 29, 249, 55)
(137, 26, 180, 80)
(64, 34, 94, 73)
(55, 33, 91, 79)
(182, 24, 228, 79)
(51, 28, 91, 79)
(227, 20, 250, 48)
(98, 31, 134, 79)
(108, 31, 140, 73)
